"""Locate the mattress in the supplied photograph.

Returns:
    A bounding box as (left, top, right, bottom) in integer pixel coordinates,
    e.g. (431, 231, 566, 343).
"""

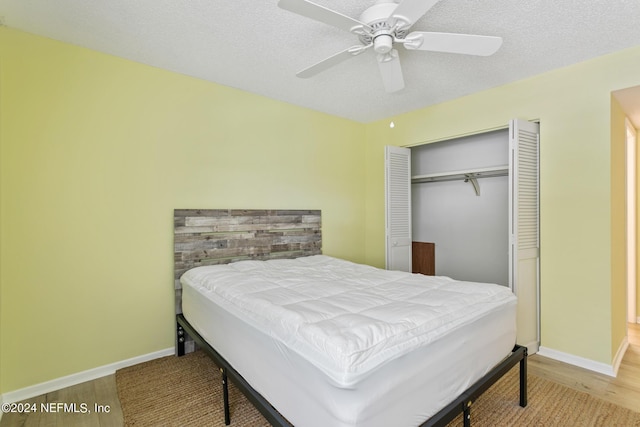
(181, 255, 517, 427)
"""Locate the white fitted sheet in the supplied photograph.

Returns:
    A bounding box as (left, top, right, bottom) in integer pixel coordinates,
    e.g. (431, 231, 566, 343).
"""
(181, 255, 517, 427)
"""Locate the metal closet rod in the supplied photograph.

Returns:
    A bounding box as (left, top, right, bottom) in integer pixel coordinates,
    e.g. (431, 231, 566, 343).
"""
(411, 165, 509, 196)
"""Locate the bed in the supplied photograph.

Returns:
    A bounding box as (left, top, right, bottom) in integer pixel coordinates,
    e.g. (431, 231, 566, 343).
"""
(174, 209, 527, 427)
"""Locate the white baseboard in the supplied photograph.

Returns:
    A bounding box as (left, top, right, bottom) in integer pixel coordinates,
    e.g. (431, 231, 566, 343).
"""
(2, 347, 174, 404)
(537, 346, 620, 377)
(612, 337, 630, 376)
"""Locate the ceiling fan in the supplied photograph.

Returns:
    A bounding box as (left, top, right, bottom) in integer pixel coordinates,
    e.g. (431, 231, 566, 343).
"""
(278, 0, 503, 93)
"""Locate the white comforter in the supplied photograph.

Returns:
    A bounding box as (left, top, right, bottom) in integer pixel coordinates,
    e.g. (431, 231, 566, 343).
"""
(180, 255, 516, 387)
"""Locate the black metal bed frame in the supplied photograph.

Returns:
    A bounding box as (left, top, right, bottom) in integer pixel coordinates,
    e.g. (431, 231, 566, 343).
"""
(177, 313, 527, 427)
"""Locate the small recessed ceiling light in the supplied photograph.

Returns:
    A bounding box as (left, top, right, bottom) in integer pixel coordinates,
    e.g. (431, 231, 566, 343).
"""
(389, 121, 395, 128)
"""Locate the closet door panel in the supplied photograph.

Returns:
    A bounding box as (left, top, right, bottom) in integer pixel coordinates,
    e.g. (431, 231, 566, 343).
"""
(509, 118, 540, 354)
(385, 146, 412, 271)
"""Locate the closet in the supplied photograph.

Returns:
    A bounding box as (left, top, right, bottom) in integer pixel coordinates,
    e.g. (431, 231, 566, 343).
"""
(412, 129, 509, 285)
(384, 119, 540, 353)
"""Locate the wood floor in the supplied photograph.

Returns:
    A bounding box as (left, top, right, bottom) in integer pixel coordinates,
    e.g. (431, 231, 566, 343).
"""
(2, 324, 639, 426)
(0, 375, 123, 426)
(529, 322, 640, 413)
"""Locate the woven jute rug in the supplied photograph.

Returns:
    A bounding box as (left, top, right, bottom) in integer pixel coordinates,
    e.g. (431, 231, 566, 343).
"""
(116, 351, 640, 426)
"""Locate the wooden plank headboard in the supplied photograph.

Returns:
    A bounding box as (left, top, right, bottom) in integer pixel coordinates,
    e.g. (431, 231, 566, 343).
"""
(174, 209, 322, 315)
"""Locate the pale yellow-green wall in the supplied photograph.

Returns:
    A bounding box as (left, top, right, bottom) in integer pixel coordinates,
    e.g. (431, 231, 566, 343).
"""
(0, 28, 366, 393)
(363, 46, 640, 364)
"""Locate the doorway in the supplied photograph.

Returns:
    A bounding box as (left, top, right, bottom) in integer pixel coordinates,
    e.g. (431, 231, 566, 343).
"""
(613, 85, 640, 329)
(628, 119, 638, 324)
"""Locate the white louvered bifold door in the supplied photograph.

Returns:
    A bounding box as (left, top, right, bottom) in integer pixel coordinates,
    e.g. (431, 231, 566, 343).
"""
(509, 119, 540, 354)
(385, 146, 412, 272)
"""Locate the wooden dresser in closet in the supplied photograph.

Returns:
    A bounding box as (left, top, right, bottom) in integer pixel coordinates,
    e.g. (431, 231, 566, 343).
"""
(412, 242, 435, 275)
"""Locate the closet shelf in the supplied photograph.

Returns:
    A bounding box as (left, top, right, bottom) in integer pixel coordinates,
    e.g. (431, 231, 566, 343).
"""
(411, 165, 509, 196)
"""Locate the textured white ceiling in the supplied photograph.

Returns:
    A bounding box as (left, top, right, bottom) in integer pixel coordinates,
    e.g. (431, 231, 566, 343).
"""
(2, 0, 640, 123)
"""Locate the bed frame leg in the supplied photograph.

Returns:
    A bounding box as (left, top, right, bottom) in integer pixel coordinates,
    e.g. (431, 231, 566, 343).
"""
(463, 401, 471, 427)
(176, 323, 186, 357)
(519, 347, 528, 407)
(222, 368, 231, 425)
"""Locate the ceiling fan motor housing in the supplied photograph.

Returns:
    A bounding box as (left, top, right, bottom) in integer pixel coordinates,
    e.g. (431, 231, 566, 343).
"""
(357, 1, 407, 54)
(359, 1, 397, 26)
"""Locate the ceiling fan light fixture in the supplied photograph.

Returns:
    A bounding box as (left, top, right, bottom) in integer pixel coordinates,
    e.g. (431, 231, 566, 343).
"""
(374, 34, 393, 54)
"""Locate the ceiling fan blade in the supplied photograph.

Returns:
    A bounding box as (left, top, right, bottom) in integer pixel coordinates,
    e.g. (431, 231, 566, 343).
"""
(377, 49, 405, 93)
(403, 32, 503, 56)
(278, 0, 371, 34)
(390, 0, 441, 28)
(297, 45, 370, 78)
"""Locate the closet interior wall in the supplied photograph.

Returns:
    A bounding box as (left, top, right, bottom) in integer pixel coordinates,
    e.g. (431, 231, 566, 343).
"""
(411, 129, 510, 286)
